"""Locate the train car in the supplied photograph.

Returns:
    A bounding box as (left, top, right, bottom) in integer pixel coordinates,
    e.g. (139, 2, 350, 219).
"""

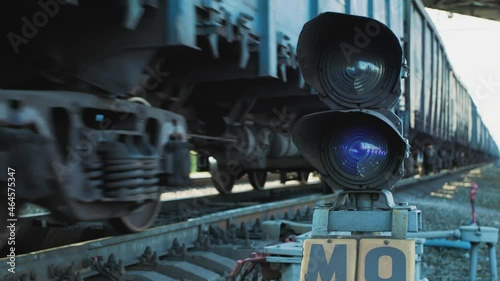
(1, 0, 498, 234)
(404, 0, 499, 174)
(0, 0, 326, 232)
(154, 0, 408, 193)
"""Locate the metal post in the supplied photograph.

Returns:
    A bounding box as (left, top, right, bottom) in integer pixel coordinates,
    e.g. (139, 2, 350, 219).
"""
(488, 243, 498, 281)
(469, 242, 479, 281)
(414, 238, 425, 281)
(312, 203, 331, 236)
(407, 230, 459, 239)
(460, 225, 499, 281)
(355, 193, 373, 211)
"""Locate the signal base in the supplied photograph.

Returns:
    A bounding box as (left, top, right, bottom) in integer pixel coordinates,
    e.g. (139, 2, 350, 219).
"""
(263, 190, 423, 281)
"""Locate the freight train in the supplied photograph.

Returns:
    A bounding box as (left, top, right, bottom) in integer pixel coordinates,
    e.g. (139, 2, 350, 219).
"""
(0, 0, 498, 233)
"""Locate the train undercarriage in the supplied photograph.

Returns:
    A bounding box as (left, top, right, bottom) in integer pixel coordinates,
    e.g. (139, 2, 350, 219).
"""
(0, 1, 323, 234)
(0, 90, 191, 232)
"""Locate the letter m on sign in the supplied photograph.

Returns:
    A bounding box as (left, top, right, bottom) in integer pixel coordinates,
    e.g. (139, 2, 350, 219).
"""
(300, 239, 357, 281)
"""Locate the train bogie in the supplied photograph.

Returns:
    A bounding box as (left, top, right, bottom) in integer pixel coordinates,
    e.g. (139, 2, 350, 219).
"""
(0, 90, 191, 232)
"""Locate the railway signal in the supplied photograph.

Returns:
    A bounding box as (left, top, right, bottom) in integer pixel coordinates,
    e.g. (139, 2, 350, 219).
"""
(293, 12, 408, 191)
(290, 12, 421, 280)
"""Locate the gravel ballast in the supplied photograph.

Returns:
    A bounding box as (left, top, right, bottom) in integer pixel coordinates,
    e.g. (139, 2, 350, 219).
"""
(394, 163, 500, 281)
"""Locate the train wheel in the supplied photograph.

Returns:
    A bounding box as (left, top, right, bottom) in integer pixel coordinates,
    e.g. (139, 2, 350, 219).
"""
(248, 171, 267, 190)
(209, 160, 236, 195)
(298, 171, 310, 184)
(109, 198, 161, 233)
(211, 171, 236, 195)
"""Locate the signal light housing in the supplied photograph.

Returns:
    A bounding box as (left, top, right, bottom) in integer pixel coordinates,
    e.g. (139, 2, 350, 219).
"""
(297, 12, 403, 110)
(293, 12, 408, 191)
(293, 110, 407, 190)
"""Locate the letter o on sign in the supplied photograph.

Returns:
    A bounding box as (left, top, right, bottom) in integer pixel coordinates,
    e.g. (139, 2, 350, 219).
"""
(364, 247, 406, 281)
(358, 239, 414, 281)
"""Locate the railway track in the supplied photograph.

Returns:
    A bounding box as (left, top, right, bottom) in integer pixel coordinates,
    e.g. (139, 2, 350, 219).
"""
(0, 164, 486, 280)
(2, 178, 324, 256)
(2, 193, 328, 280)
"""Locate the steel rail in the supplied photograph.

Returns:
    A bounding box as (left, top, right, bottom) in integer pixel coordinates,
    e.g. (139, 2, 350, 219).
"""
(1, 193, 332, 280)
(0, 163, 487, 279)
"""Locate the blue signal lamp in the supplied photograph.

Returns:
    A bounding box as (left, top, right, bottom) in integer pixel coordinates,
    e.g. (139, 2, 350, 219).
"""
(293, 109, 408, 190)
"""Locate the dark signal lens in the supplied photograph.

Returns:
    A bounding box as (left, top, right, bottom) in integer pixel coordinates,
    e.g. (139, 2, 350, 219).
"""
(321, 52, 386, 101)
(346, 60, 384, 93)
(317, 45, 400, 109)
(297, 12, 403, 109)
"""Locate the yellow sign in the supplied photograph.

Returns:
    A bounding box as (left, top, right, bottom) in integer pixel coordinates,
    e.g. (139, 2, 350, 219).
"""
(300, 239, 357, 281)
(300, 238, 415, 281)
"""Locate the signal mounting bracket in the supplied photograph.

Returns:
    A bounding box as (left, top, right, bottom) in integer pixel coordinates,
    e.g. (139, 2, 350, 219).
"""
(312, 190, 422, 239)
